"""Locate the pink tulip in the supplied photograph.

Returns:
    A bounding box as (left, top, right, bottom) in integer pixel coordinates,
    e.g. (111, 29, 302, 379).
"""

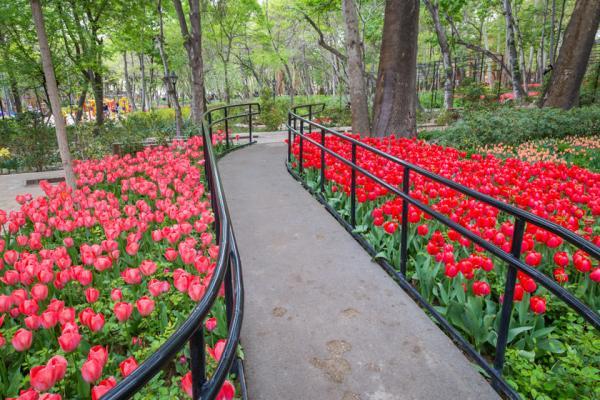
(136, 296, 155, 317)
(81, 358, 103, 383)
(114, 302, 133, 322)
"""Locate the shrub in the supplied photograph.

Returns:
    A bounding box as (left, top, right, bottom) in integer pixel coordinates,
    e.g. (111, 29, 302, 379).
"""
(428, 105, 600, 150)
(0, 112, 60, 172)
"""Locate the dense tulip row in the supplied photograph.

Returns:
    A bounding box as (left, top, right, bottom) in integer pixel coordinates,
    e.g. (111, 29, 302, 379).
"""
(291, 132, 598, 353)
(0, 137, 235, 399)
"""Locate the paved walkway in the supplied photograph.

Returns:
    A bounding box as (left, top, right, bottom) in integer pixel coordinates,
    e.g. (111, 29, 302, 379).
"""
(219, 143, 499, 400)
(0, 170, 64, 212)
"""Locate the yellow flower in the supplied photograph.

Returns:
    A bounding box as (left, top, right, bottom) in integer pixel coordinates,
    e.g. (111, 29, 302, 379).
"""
(0, 147, 10, 159)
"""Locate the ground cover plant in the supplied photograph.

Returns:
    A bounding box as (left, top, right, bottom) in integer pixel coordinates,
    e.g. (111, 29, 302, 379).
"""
(0, 137, 238, 399)
(423, 105, 600, 152)
(290, 132, 599, 400)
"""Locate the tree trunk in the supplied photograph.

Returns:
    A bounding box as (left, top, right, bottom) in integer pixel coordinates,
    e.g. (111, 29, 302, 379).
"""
(223, 60, 230, 103)
(503, 0, 526, 100)
(91, 70, 104, 126)
(123, 52, 137, 111)
(553, 0, 567, 61)
(423, 0, 453, 109)
(341, 0, 370, 134)
(372, 0, 419, 138)
(158, 0, 183, 137)
(542, 0, 600, 109)
(173, 0, 206, 124)
(549, 0, 557, 65)
(75, 87, 87, 123)
(30, 0, 76, 189)
(9, 77, 22, 114)
(138, 53, 147, 112)
(539, 0, 549, 80)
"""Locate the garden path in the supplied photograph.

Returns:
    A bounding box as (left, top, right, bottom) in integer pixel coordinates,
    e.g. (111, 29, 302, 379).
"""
(0, 170, 63, 212)
(219, 142, 499, 400)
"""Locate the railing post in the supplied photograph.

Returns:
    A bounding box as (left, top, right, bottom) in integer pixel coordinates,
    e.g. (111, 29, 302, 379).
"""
(248, 104, 253, 144)
(400, 167, 410, 276)
(320, 128, 325, 193)
(308, 105, 313, 122)
(350, 142, 357, 228)
(189, 327, 206, 400)
(224, 252, 234, 328)
(493, 218, 526, 374)
(287, 113, 292, 163)
(224, 107, 229, 148)
(299, 119, 304, 174)
(207, 112, 213, 142)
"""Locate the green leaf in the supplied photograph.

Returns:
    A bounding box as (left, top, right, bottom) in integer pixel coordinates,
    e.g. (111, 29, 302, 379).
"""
(507, 326, 533, 343)
(537, 338, 566, 354)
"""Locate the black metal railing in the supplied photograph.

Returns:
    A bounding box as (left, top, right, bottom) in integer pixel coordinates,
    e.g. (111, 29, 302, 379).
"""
(286, 105, 600, 399)
(206, 103, 260, 148)
(104, 103, 261, 399)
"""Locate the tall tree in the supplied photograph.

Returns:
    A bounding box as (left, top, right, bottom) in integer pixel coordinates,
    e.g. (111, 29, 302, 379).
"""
(341, 0, 370, 134)
(157, 0, 183, 137)
(371, 0, 419, 138)
(30, 0, 76, 188)
(423, 0, 453, 109)
(502, 0, 526, 100)
(173, 0, 205, 123)
(542, 0, 600, 109)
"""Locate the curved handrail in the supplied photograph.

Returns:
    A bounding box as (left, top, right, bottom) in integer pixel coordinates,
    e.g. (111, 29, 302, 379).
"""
(290, 103, 325, 119)
(104, 103, 256, 400)
(206, 103, 261, 148)
(286, 105, 600, 400)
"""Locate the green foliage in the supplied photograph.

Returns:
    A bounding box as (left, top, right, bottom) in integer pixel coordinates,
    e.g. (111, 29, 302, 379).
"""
(257, 88, 287, 130)
(504, 310, 600, 400)
(0, 112, 60, 172)
(428, 105, 600, 150)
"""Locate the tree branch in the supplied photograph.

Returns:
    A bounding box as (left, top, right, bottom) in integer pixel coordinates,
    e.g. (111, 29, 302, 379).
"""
(445, 13, 512, 78)
(301, 11, 348, 62)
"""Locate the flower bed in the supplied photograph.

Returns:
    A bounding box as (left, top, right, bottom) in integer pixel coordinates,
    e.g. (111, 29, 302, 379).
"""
(291, 132, 599, 399)
(0, 137, 237, 399)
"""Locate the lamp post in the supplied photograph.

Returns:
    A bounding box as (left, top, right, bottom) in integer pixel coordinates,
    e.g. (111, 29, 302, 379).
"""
(164, 71, 182, 139)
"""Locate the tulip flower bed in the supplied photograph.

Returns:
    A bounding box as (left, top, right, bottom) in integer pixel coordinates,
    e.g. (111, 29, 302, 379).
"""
(0, 137, 238, 399)
(290, 132, 599, 399)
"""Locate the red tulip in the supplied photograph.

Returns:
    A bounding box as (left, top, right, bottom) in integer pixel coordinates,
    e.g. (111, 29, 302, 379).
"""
(31, 284, 48, 301)
(139, 260, 157, 276)
(114, 302, 133, 322)
(119, 356, 138, 377)
(11, 328, 33, 352)
(40, 311, 59, 329)
(81, 358, 103, 383)
(88, 313, 105, 332)
(590, 268, 600, 282)
(383, 221, 397, 234)
(205, 317, 217, 331)
(529, 296, 547, 314)
(472, 281, 491, 297)
(93, 256, 112, 272)
(58, 330, 81, 353)
(47, 355, 68, 381)
(164, 248, 178, 262)
(85, 288, 100, 303)
(39, 394, 62, 400)
(111, 288, 123, 301)
(91, 377, 117, 400)
(136, 296, 155, 317)
(216, 380, 235, 400)
(30, 365, 55, 392)
(121, 268, 142, 285)
(524, 251, 542, 267)
(181, 372, 193, 397)
(88, 345, 108, 367)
